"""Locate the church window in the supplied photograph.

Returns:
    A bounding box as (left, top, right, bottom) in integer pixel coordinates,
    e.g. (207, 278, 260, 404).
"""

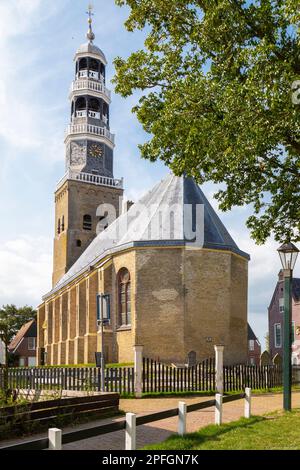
(57, 219, 61, 235)
(118, 268, 131, 326)
(83, 214, 92, 231)
(61, 216, 65, 232)
(76, 240, 82, 247)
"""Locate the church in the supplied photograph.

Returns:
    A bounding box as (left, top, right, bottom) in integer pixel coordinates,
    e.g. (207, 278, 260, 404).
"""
(37, 12, 250, 367)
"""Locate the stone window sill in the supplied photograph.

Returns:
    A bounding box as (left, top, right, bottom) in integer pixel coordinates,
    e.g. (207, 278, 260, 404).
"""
(116, 325, 132, 332)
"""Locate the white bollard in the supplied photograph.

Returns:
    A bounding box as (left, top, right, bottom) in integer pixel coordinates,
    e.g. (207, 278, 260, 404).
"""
(48, 428, 62, 450)
(125, 412, 136, 450)
(214, 345, 224, 395)
(178, 401, 187, 436)
(134, 345, 143, 398)
(244, 387, 252, 418)
(215, 393, 223, 426)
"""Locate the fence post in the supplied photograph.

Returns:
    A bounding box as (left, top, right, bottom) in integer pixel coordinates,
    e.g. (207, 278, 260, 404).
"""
(214, 344, 224, 394)
(134, 345, 143, 398)
(215, 393, 223, 425)
(178, 401, 187, 436)
(244, 387, 251, 418)
(125, 412, 136, 450)
(48, 428, 62, 450)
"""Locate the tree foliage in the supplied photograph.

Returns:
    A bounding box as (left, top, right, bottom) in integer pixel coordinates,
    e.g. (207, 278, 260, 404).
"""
(113, 0, 300, 243)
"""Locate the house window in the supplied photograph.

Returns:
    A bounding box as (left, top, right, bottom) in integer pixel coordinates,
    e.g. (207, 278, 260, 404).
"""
(250, 357, 255, 365)
(28, 337, 36, 350)
(249, 340, 255, 351)
(279, 298, 284, 313)
(83, 214, 92, 231)
(274, 323, 282, 348)
(118, 268, 131, 327)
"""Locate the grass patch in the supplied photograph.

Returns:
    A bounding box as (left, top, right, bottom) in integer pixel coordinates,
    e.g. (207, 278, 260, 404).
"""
(144, 409, 300, 450)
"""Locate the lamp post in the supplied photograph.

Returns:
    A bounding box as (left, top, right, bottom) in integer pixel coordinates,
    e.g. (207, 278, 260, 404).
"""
(96, 294, 111, 392)
(277, 242, 299, 411)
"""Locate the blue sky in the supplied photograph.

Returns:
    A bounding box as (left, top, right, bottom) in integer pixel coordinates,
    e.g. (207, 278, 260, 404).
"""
(0, 0, 298, 349)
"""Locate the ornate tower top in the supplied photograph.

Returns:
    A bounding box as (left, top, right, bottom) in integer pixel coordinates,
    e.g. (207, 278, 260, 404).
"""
(55, 6, 123, 192)
(86, 3, 95, 43)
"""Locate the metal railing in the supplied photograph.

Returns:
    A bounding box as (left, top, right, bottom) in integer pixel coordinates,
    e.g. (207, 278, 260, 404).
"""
(71, 79, 111, 100)
(56, 171, 123, 191)
(65, 123, 115, 144)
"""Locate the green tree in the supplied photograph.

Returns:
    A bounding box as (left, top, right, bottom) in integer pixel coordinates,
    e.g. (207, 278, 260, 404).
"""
(0, 305, 36, 401)
(113, 0, 300, 244)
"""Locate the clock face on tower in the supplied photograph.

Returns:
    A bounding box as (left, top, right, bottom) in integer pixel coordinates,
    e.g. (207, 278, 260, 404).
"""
(88, 143, 103, 158)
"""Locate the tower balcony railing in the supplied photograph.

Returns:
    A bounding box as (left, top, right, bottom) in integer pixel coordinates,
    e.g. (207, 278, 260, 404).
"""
(70, 79, 111, 100)
(56, 170, 123, 191)
(65, 123, 115, 145)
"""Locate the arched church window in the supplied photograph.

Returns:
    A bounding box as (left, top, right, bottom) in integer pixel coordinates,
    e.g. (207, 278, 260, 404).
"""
(57, 219, 61, 235)
(118, 268, 131, 327)
(61, 216, 65, 232)
(83, 214, 92, 231)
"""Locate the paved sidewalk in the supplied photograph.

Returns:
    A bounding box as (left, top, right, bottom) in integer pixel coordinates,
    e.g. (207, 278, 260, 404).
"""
(1, 392, 300, 450)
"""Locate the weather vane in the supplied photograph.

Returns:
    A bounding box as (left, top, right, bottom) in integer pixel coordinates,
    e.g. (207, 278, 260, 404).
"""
(86, 3, 95, 43)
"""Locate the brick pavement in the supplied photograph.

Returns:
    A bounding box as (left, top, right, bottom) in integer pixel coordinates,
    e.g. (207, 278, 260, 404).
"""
(1, 392, 300, 450)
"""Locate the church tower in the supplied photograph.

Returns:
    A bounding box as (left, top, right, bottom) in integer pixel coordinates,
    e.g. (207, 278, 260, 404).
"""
(52, 7, 123, 286)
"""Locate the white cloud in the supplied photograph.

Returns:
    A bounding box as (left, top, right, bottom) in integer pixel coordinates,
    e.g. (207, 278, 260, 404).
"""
(0, 0, 64, 169)
(0, 235, 52, 308)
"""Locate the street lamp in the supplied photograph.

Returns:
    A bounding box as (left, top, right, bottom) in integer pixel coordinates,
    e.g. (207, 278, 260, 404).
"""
(96, 294, 111, 392)
(277, 242, 299, 411)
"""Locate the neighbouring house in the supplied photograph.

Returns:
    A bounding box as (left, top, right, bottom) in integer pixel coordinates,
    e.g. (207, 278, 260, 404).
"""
(248, 324, 261, 365)
(268, 271, 300, 365)
(8, 320, 37, 367)
(37, 14, 250, 367)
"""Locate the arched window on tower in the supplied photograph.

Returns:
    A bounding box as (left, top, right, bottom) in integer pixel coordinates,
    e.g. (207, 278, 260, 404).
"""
(78, 58, 88, 78)
(118, 268, 131, 327)
(61, 216, 65, 232)
(57, 218, 61, 235)
(75, 97, 87, 118)
(89, 58, 100, 80)
(88, 97, 101, 119)
(100, 63, 105, 82)
(83, 214, 92, 231)
(102, 102, 109, 126)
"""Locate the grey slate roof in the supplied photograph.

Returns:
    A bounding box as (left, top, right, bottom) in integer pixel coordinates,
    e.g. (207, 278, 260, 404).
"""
(248, 324, 259, 342)
(45, 173, 249, 298)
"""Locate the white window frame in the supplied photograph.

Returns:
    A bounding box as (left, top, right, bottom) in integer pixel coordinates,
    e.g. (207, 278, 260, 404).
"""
(279, 297, 284, 313)
(249, 340, 255, 351)
(28, 337, 36, 351)
(274, 323, 282, 348)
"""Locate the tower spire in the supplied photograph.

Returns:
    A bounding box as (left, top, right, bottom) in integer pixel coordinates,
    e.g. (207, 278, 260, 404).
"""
(86, 3, 95, 43)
